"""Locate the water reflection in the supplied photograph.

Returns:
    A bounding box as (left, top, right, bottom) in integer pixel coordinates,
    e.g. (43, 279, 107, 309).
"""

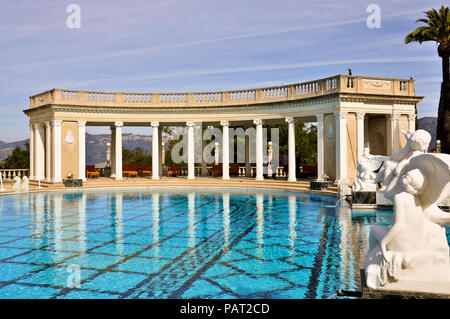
(152, 192, 160, 257)
(188, 193, 196, 248)
(256, 194, 264, 256)
(288, 195, 297, 251)
(78, 193, 87, 253)
(53, 193, 63, 260)
(222, 193, 230, 245)
(114, 194, 123, 255)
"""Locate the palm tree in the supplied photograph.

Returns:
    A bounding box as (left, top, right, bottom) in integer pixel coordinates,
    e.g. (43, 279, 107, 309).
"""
(405, 5, 450, 153)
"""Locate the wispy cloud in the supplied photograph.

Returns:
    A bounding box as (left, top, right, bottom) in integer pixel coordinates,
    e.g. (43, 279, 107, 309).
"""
(0, 6, 431, 73)
(57, 56, 438, 89)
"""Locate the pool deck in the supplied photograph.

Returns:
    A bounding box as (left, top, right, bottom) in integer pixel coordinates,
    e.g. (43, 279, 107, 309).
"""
(1, 177, 338, 197)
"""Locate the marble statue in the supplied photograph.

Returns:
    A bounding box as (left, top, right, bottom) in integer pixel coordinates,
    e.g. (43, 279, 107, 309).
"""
(21, 176, 29, 192)
(365, 129, 450, 292)
(352, 148, 387, 192)
(375, 130, 430, 191)
(12, 176, 21, 193)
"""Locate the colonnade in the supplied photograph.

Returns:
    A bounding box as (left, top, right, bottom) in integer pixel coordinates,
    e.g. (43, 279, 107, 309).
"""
(104, 118, 299, 182)
(28, 111, 416, 184)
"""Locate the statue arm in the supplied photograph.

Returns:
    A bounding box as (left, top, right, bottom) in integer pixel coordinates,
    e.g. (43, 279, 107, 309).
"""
(380, 223, 402, 262)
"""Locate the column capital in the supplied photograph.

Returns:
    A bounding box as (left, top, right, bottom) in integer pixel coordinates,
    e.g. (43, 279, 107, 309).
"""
(51, 120, 63, 128)
(316, 114, 324, 122)
(33, 122, 44, 129)
(151, 121, 159, 127)
(388, 114, 401, 121)
(356, 112, 365, 120)
(77, 120, 86, 127)
(253, 119, 263, 126)
(285, 117, 294, 124)
(220, 120, 229, 127)
(186, 121, 195, 127)
(114, 121, 124, 127)
(334, 111, 348, 120)
(407, 113, 416, 120)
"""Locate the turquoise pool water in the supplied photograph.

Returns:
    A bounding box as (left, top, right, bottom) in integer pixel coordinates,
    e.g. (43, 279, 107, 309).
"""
(0, 188, 448, 299)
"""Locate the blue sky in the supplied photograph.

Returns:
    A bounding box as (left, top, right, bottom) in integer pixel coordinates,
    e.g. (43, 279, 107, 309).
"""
(0, 0, 446, 141)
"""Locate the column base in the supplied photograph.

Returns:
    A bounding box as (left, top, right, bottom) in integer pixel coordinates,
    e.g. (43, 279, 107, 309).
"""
(222, 176, 230, 180)
(52, 178, 62, 183)
(115, 176, 123, 181)
(187, 176, 195, 180)
(256, 176, 264, 181)
(288, 178, 297, 182)
(152, 176, 160, 180)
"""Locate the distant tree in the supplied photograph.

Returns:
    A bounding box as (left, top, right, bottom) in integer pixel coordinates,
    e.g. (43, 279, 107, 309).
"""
(0, 143, 30, 169)
(122, 147, 152, 166)
(267, 123, 317, 166)
(162, 123, 318, 169)
(405, 5, 450, 153)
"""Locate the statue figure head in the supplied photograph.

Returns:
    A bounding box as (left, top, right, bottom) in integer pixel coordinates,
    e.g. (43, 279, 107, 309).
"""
(409, 129, 431, 152)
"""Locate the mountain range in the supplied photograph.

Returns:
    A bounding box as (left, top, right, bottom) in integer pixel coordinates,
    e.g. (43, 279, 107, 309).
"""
(0, 133, 167, 165)
(0, 117, 439, 164)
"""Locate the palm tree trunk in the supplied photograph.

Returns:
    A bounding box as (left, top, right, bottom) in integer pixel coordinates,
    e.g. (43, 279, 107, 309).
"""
(437, 55, 450, 153)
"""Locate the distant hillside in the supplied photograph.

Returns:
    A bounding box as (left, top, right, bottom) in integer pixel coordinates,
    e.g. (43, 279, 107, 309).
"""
(0, 140, 28, 160)
(418, 117, 437, 151)
(85, 133, 157, 164)
(0, 133, 169, 164)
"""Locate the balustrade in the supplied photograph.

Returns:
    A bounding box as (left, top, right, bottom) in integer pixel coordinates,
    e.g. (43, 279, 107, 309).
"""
(29, 75, 415, 109)
(0, 169, 29, 181)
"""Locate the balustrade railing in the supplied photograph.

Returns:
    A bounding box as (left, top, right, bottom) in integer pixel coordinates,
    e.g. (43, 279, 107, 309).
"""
(29, 75, 416, 108)
(0, 169, 29, 181)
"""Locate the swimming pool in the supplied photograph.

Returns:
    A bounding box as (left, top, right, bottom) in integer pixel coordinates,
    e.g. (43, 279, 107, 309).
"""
(0, 188, 448, 299)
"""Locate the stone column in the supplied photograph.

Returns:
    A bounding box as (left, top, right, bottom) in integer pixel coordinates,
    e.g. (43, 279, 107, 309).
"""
(245, 133, 251, 177)
(387, 114, 400, 156)
(29, 123, 34, 180)
(161, 142, 165, 176)
(356, 112, 365, 161)
(158, 127, 163, 177)
(408, 114, 416, 132)
(221, 120, 230, 180)
(151, 122, 160, 180)
(285, 117, 296, 182)
(201, 123, 208, 176)
(114, 121, 123, 181)
(45, 121, 51, 181)
(186, 121, 195, 180)
(316, 114, 324, 180)
(51, 120, 62, 183)
(34, 123, 45, 181)
(254, 119, 264, 181)
(110, 126, 116, 178)
(78, 121, 86, 181)
(214, 142, 219, 165)
(335, 112, 347, 182)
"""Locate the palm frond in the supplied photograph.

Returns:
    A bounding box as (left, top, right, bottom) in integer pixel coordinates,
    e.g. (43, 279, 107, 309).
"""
(405, 5, 450, 45)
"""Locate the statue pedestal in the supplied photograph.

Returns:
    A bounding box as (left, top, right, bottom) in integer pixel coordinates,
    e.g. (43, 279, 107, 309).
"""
(310, 180, 333, 191)
(351, 191, 376, 209)
(376, 190, 393, 209)
(63, 179, 82, 187)
(360, 270, 450, 299)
